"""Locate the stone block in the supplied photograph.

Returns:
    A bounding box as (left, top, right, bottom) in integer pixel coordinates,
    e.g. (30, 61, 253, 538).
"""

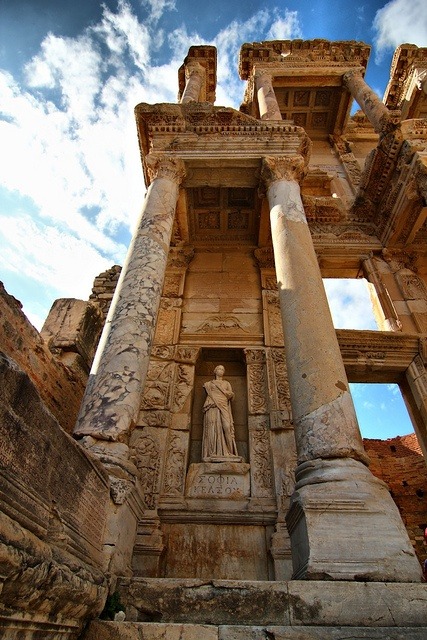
(84, 621, 219, 639)
(119, 579, 290, 624)
(41, 298, 103, 370)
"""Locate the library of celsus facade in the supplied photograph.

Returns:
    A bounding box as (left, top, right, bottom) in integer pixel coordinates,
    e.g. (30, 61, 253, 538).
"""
(1, 39, 427, 639)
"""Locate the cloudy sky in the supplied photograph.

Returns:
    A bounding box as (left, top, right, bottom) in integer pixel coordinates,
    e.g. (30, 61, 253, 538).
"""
(1, 0, 426, 438)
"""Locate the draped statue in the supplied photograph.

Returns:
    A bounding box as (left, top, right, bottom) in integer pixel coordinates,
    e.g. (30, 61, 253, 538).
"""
(202, 365, 241, 462)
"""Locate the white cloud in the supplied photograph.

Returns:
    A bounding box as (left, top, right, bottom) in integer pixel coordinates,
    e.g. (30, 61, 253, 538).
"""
(323, 279, 378, 330)
(267, 9, 302, 41)
(0, 1, 303, 328)
(1, 214, 113, 300)
(373, 0, 427, 59)
(141, 0, 176, 23)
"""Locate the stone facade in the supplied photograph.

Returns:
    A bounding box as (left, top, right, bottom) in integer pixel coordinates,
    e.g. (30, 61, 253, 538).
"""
(1, 38, 427, 638)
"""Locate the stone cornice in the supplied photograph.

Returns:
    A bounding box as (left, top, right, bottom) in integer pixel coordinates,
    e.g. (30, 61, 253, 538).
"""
(239, 39, 370, 80)
(384, 44, 427, 110)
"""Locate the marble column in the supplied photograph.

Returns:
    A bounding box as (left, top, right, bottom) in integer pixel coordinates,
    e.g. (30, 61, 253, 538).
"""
(262, 155, 421, 582)
(343, 69, 396, 135)
(255, 70, 282, 121)
(74, 154, 185, 450)
(180, 60, 205, 103)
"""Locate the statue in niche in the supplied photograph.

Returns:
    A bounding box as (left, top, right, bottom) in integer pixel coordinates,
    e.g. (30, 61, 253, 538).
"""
(202, 365, 242, 462)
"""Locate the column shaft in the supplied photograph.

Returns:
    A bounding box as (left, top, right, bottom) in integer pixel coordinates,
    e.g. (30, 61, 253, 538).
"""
(343, 69, 395, 134)
(263, 155, 421, 582)
(255, 70, 282, 121)
(265, 158, 366, 464)
(74, 156, 184, 444)
(180, 61, 205, 103)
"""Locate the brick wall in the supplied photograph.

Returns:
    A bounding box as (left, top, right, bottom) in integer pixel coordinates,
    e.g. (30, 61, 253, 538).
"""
(364, 433, 427, 565)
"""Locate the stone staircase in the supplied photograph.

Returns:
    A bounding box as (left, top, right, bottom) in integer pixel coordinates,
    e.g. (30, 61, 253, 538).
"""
(82, 578, 427, 639)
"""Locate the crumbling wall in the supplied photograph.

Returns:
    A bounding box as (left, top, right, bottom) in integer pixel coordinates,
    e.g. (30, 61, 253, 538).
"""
(0, 351, 110, 638)
(0, 282, 87, 433)
(364, 433, 427, 565)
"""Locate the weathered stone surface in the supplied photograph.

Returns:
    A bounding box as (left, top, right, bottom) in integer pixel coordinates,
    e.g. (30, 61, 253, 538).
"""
(0, 282, 86, 433)
(83, 622, 427, 640)
(118, 578, 291, 625)
(115, 578, 427, 629)
(41, 297, 103, 373)
(84, 621, 219, 639)
(0, 353, 109, 636)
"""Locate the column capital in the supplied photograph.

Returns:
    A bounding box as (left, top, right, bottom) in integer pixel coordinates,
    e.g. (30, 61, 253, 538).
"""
(261, 155, 307, 190)
(185, 59, 205, 80)
(146, 154, 186, 185)
(342, 67, 364, 86)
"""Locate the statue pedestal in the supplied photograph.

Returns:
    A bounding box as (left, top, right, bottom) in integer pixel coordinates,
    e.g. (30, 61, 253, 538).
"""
(185, 462, 251, 498)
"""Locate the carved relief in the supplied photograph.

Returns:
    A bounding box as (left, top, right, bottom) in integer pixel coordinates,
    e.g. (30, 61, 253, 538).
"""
(175, 346, 200, 364)
(141, 361, 174, 411)
(247, 363, 268, 414)
(263, 290, 284, 347)
(154, 298, 181, 345)
(172, 363, 194, 413)
(162, 432, 187, 495)
(397, 273, 427, 300)
(272, 348, 292, 413)
(194, 315, 248, 333)
(249, 417, 274, 497)
(244, 348, 266, 364)
(131, 432, 162, 510)
(163, 274, 183, 297)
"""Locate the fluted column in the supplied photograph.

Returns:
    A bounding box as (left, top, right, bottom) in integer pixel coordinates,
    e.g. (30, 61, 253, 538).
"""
(180, 60, 205, 103)
(262, 155, 421, 582)
(255, 70, 282, 121)
(343, 69, 396, 134)
(74, 155, 185, 448)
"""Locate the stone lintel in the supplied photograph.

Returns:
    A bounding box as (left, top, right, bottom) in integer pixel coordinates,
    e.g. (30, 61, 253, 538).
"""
(337, 329, 420, 381)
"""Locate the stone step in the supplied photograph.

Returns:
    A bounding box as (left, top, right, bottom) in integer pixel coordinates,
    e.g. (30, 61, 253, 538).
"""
(83, 621, 427, 639)
(114, 578, 427, 628)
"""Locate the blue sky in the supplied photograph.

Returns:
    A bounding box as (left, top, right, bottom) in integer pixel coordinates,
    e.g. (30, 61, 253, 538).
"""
(1, 0, 426, 439)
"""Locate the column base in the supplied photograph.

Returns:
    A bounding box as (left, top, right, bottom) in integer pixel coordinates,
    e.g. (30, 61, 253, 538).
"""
(285, 458, 422, 582)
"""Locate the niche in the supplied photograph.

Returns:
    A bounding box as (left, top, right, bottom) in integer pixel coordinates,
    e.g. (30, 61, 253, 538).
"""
(189, 347, 248, 465)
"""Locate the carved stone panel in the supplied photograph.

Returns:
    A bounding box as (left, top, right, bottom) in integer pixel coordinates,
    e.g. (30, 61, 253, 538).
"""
(246, 360, 269, 415)
(140, 361, 175, 412)
(161, 430, 189, 497)
(154, 298, 182, 345)
(130, 427, 168, 510)
(248, 415, 274, 498)
(185, 462, 251, 498)
(262, 290, 284, 347)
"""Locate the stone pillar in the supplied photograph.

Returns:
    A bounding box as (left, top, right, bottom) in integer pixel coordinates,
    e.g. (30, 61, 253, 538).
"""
(363, 256, 402, 331)
(73, 155, 185, 575)
(255, 70, 282, 121)
(343, 69, 396, 134)
(262, 155, 421, 582)
(180, 60, 205, 104)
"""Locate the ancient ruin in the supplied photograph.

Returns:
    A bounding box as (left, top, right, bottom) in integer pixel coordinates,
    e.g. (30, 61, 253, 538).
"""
(1, 39, 427, 639)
